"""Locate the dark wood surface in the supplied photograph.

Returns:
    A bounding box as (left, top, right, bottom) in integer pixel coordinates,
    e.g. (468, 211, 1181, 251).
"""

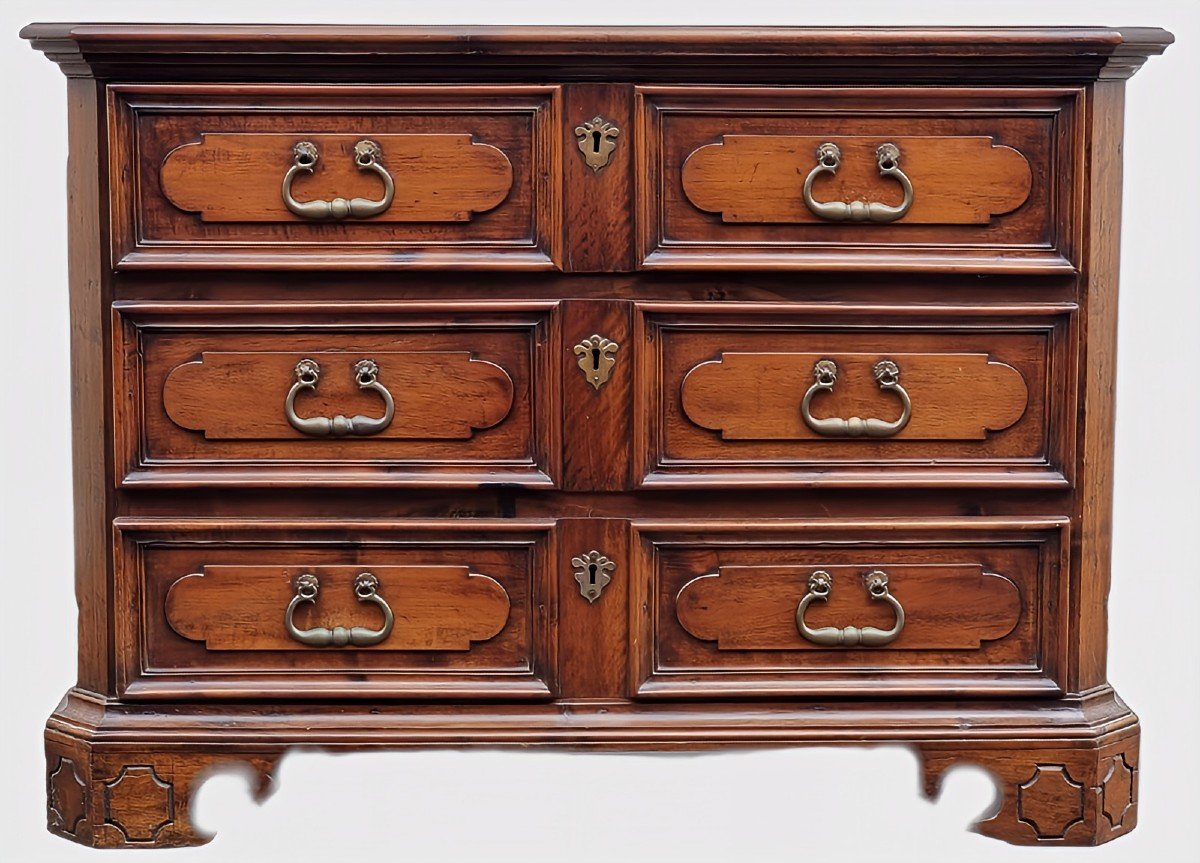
(23, 23, 1171, 850)
(110, 85, 562, 269)
(646, 86, 1069, 271)
(632, 517, 1067, 698)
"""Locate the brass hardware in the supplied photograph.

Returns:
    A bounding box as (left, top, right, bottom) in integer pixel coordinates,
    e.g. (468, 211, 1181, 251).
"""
(802, 142, 914, 223)
(574, 116, 620, 172)
(801, 358, 912, 438)
(285, 358, 396, 437)
(795, 570, 905, 647)
(572, 550, 616, 603)
(285, 572, 395, 647)
(573, 334, 620, 390)
(281, 139, 396, 220)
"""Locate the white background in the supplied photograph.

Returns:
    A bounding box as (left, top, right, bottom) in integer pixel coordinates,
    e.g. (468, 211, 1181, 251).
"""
(2, 1, 1197, 861)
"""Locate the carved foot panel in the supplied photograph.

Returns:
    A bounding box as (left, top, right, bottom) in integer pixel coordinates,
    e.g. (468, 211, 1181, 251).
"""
(46, 735, 278, 849)
(919, 728, 1139, 846)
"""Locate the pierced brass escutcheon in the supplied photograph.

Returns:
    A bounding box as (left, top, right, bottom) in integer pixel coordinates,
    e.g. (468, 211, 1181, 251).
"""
(572, 550, 616, 603)
(573, 334, 619, 390)
(574, 116, 620, 172)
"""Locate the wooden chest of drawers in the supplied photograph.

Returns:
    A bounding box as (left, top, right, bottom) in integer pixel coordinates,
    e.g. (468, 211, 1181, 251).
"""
(24, 23, 1171, 849)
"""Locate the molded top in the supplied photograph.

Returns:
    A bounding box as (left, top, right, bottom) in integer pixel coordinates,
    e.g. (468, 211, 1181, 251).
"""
(22, 23, 1173, 82)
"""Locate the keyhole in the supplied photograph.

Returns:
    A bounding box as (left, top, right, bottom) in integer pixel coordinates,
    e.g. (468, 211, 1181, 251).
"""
(588, 563, 598, 585)
(591, 347, 601, 370)
(591, 130, 602, 154)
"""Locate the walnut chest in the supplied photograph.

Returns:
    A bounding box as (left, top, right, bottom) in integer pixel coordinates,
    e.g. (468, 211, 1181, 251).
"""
(23, 23, 1171, 848)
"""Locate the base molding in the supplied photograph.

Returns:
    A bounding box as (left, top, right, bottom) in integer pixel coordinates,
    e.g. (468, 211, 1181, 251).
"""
(46, 687, 1138, 848)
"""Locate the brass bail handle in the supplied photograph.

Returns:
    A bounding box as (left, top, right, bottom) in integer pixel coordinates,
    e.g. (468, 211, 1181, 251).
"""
(285, 358, 396, 438)
(282, 139, 396, 220)
(795, 570, 905, 647)
(285, 572, 395, 647)
(802, 142, 914, 223)
(800, 358, 911, 438)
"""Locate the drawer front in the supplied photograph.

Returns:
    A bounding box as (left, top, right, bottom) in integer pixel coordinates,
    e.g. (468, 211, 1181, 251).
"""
(631, 519, 1068, 698)
(115, 519, 556, 699)
(110, 85, 561, 269)
(636, 303, 1073, 488)
(115, 302, 558, 487)
(638, 86, 1081, 272)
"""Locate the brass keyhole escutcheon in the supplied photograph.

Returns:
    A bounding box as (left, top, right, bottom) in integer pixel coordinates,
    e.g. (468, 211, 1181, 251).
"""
(572, 550, 616, 603)
(574, 116, 620, 172)
(573, 334, 619, 390)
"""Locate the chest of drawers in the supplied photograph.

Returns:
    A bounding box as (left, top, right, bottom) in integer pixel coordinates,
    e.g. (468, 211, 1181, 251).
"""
(24, 23, 1171, 849)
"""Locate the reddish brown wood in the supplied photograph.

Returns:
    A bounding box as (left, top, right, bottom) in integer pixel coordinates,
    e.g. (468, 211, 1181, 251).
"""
(19, 24, 1172, 83)
(108, 85, 563, 270)
(63, 77, 115, 695)
(683, 135, 1031, 224)
(161, 133, 513, 223)
(681, 351, 1028, 440)
(677, 564, 1021, 650)
(563, 84, 635, 271)
(919, 727, 1140, 845)
(555, 519, 631, 699)
(1073, 80, 1127, 692)
(638, 86, 1083, 273)
(23, 23, 1170, 850)
(631, 518, 1068, 698)
(115, 301, 560, 488)
(114, 518, 558, 700)
(560, 299, 633, 492)
(163, 351, 514, 440)
(637, 302, 1074, 488)
(166, 565, 511, 651)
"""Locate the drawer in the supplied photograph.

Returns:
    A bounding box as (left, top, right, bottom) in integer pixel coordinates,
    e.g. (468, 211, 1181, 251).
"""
(631, 518, 1068, 698)
(636, 303, 1074, 488)
(114, 519, 556, 699)
(109, 84, 561, 269)
(638, 86, 1081, 272)
(115, 302, 558, 487)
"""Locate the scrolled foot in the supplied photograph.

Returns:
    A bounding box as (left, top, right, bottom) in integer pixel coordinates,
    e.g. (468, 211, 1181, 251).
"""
(47, 732, 279, 849)
(918, 725, 1139, 846)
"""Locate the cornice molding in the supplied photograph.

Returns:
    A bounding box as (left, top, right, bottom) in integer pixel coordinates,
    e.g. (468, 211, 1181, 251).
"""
(21, 24, 1174, 83)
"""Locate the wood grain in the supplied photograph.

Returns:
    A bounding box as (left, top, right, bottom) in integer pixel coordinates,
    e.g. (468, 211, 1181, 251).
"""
(163, 351, 513, 440)
(21, 24, 1173, 83)
(166, 565, 510, 650)
(632, 517, 1069, 698)
(64, 78, 115, 693)
(677, 564, 1021, 650)
(683, 135, 1031, 224)
(116, 301, 559, 487)
(638, 86, 1080, 273)
(563, 84, 634, 271)
(108, 84, 563, 270)
(682, 351, 1027, 441)
(638, 303, 1071, 488)
(21, 23, 1170, 850)
(1073, 81, 1126, 692)
(161, 132, 513, 223)
(115, 518, 557, 700)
